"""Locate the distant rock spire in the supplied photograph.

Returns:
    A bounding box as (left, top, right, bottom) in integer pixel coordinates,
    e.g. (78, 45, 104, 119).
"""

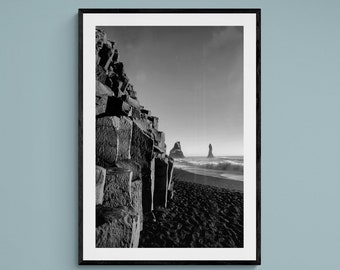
(207, 143, 214, 158)
(169, 141, 185, 158)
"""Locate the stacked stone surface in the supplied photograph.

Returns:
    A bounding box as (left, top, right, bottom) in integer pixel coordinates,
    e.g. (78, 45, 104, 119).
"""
(94, 28, 174, 248)
(102, 168, 133, 209)
(96, 166, 106, 205)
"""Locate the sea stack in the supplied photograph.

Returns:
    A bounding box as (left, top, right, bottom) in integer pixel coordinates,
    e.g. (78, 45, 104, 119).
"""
(207, 143, 214, 158)
(169, 141, 185, 158)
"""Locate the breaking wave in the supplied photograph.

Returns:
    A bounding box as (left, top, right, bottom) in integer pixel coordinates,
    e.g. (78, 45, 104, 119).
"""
(175, 157, 244, 173)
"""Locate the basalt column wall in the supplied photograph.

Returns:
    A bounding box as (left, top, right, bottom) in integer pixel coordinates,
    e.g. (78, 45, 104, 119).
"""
(94, 28, 174, 248)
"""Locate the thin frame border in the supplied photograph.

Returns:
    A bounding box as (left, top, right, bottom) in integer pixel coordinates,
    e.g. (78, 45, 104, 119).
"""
(78, 8, 261, 265)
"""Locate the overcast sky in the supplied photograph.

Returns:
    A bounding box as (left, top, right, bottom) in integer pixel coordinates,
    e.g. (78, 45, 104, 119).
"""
(100, 26, 243, 156)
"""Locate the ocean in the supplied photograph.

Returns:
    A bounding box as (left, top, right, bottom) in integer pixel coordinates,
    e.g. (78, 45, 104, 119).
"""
(173, 156, 244, 181)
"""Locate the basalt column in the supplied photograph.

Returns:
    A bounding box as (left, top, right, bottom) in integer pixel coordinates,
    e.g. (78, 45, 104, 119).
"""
(95, 28, 175, 248)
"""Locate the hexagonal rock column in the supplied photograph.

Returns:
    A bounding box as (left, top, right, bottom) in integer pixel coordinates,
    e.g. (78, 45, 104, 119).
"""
(116, 117, 133, 160)
(131, 179, 143, 230)
(96, 116, 133, 167)
(96, 116, 120, 167)
(102, 167, 133, 209)
(96, 166, 106, 205)
(96, 167, 143, 247)
(130, 121, 154, 213)
(153, 157, 169, 208)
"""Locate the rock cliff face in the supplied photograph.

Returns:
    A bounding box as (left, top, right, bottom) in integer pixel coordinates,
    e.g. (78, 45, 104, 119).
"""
(207, 143, 214, 158)
(169, 141, 185, 158)
(94, 28, 175, 248)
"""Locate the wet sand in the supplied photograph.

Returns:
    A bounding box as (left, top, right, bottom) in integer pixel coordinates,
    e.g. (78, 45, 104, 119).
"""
(173, 168, 243, 192)
(139, 168, 243, 247)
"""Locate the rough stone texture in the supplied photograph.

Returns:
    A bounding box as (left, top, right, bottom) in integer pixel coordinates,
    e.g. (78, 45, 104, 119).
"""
(96, 219, 131, 248)
(96, 117, 120, 167)
(102, 168, 133, 209)
(130, 125, 154, 160)
(146, 119, 154, 130)
(152, 130, 166, 151)
(149, 129, 163, 145)
(130, 107, 141, 119)
(134, 118, 151, 131)
(130, 122, 154, 213)
(96, 80, 114, 96)
(159, 132, 166, 150)
(96, 205, 139, 248)
(153, 117, 158, 130)
(207, 143, 214, 158)
(95, 28, 176, 248)
(96, 116, 133, 166)
(131, 179, 143, 230)
(153, 145, 165, 155)
(116, 116, 133, 160)
(131, 214, 141, 247)
(169, 141, 185, 158)
(96, 166, 106, 205)
(96, 65, 107, 85)
(115, 160, 141, 181)
(153, 157, 169, 208)
(96, 28, 107, 45)
(148, 116, 159, 130)
(96, 95, 108, 116)
(124, 95, 140, 109)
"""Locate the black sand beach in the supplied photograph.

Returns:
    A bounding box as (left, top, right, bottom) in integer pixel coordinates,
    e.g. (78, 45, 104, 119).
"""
(139, 168, 243, 248)
(173, 168, 243, 192)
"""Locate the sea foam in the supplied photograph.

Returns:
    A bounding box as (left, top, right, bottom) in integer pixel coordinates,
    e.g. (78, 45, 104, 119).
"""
(175, 157, 244, 172)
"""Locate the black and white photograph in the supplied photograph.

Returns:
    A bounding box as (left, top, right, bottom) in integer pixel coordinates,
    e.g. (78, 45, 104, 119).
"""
(79, 9, 260, 264)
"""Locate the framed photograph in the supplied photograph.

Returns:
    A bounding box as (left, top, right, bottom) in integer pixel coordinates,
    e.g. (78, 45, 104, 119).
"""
(79, 9, 260, 265)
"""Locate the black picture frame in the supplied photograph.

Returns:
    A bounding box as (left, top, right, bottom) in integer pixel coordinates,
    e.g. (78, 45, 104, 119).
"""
(79, 8, 261, 265)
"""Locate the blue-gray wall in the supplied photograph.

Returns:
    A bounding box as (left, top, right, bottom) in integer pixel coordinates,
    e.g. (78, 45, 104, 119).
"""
(1, 0, 339, 269)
